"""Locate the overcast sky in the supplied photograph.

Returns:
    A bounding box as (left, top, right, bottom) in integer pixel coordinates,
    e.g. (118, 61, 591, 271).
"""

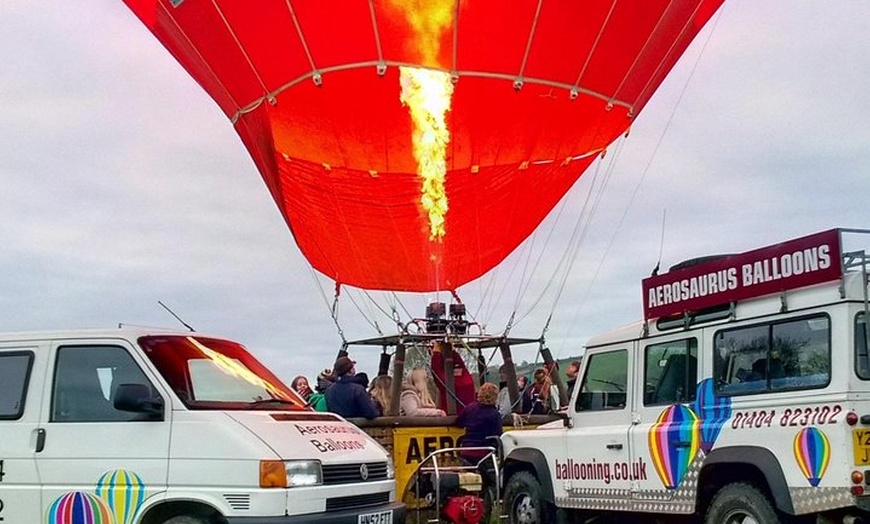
(2, 1, 869, 384)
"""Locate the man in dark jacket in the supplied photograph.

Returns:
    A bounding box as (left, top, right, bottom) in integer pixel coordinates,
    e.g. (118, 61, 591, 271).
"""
(325, 356, 378, 419)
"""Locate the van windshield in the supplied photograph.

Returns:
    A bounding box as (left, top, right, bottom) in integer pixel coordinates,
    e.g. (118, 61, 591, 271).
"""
(138, 335, 306, 410)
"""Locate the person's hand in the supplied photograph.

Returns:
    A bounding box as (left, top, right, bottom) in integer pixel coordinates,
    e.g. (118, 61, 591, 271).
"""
(437, 409, 446, 416)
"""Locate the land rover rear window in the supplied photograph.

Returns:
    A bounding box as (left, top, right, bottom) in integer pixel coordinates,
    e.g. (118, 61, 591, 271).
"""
(855, 312, 870, 379)
(714, 314, 830, 396)
(0, 352, 33, 420)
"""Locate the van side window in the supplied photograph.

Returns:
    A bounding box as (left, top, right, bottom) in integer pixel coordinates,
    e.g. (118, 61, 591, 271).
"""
(52, 345, 157, 422)
(856, 312, 870, 380)
(575, 350, 627, 412)
(0, 352, 34, 420)
(644, 339, 697, 405)
(714, 314, 830, 396)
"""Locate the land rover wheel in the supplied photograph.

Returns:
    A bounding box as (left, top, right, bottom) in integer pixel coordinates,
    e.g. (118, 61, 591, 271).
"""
(162, 516, 208, 524)
(705, 482, 779, 524)
(504, 471, 551, 524)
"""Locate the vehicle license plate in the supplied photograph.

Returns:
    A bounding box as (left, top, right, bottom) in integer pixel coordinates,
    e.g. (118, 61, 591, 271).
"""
(358, 510, 392, 524)
(853, 429, 870, 465)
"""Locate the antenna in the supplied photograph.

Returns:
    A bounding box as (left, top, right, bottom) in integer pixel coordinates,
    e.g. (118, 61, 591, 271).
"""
(651, 209, 667, 276)
(157, 300, 195, 332)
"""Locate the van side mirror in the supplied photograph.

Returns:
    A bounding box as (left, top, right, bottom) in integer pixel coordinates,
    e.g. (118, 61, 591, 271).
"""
(114, 383, 164, 420)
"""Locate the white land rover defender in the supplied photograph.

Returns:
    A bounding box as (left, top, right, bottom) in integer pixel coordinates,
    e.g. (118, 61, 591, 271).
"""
(0, 328, 403, 524)
(501, 228, 870, 524)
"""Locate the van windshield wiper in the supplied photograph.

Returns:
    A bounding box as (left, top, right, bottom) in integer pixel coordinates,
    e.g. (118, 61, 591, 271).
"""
(589, 378, 626, 392)
(248, 398, 299, 407)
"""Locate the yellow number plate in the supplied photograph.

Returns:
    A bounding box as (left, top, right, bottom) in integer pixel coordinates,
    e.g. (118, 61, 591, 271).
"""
(852, 429, 870, 465)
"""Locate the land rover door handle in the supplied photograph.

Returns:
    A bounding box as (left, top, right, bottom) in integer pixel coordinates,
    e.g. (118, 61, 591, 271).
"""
(606, 443, 623, 450)
(35, 428, 46, 452)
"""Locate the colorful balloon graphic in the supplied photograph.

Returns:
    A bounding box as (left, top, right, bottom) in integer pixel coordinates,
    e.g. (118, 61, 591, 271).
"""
(46, 491, 115, 524)
(648, 405, 701, 489)
(794, 427, 830, 487)
(96, 469, 146, 524)
(691, 378, 733, 453)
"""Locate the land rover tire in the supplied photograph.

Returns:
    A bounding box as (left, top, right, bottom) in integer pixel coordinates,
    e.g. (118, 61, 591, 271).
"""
(705, 482, 779, 524)
(162, 516, 208, 524)
(504, 471, 553, 524)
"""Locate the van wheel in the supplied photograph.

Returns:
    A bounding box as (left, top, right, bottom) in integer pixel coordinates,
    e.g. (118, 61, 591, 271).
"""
(705, 482, 780, 524)
(162, 516, 207, 524)
(504, 471, 552, 524)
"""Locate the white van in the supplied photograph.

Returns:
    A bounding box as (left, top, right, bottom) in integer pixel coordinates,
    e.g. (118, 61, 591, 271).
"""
(0, 328, 403, 523)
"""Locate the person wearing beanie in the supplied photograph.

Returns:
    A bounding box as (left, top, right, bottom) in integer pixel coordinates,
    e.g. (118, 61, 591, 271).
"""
(306, 369, 333, 412)
(325, 356, 378, 419)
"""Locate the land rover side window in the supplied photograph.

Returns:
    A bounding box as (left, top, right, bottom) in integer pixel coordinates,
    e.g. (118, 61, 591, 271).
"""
(856, 312, 870, 379)
(714, 314, 830, 396)
(0, 352, 34, 420)
(575, 350, 627, 411)
(644, 339, 698, 405)
(52, 345, 157, 422)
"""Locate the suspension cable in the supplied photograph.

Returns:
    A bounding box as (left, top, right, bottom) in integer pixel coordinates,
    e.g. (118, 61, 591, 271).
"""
(554, 7, 725, 356)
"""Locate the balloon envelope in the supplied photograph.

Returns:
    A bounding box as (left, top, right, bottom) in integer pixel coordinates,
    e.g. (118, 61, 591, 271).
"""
(692, 378, 732, 453)
(46, 491, 115, 524)
(648, 404, 701, 489)
(793, 427, 830, 487)
(122, 0, 724, 291)
(96, 469, 146, 524)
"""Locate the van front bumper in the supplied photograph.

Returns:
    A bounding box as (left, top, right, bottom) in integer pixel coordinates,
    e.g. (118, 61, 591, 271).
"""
(225, 501, 405, 524)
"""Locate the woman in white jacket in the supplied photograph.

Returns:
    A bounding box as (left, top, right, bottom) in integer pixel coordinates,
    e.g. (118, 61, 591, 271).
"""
(400, 367, 446, 417)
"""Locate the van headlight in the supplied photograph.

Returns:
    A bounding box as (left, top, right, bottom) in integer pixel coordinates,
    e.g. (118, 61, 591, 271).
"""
(387, 457, 395, 479)
(259, 460, 322, 488)
(286, 460, 323, 487)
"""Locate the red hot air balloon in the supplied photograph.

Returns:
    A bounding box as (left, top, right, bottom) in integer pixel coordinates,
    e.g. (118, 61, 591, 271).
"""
(122, 0, 723, 292)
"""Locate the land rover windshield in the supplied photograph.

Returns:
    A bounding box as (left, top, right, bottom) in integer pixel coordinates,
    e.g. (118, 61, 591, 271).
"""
(138, 335, 306, 410)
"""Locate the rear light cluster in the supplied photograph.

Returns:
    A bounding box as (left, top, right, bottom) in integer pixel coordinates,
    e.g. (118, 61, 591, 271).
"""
(850, 411, 865, 495)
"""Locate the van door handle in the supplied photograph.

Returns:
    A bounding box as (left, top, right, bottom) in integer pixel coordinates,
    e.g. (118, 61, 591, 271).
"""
(36, 428, 46, 453)
(606, 443, 623, 450)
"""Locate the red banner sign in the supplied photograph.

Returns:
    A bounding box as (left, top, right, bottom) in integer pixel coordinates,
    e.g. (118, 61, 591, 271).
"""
(642, 229, 843, 320)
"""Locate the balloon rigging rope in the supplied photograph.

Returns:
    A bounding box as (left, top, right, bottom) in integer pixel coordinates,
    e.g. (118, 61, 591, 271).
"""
(514, 145, 617, 331)
(158, 2, 239, 116)
(609, 1, 675, 106)
(211, 1, 269, 95)
(366, 0, 385, 63)
(308, 267, 349, 345)
(517, 0, 544, 80)
(284, 1, 319, 73)
(552, 5, 725, 357)
(507, 93, 621, 333)
(634, 1, 719, 112)
(573, 0, 617, 89)
(345, 289, 384, 336)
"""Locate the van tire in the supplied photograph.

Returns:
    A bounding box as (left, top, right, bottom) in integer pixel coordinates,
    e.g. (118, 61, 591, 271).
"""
(705, 482, 780, 524)
(504, 471, 552, 524)
(162, 516, 207, 524)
